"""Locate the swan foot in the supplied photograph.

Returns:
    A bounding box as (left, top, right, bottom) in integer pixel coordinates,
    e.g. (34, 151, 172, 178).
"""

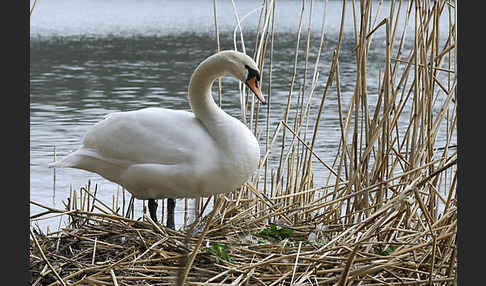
(167, 198, 175, 230)
(148, 199, 158, 223)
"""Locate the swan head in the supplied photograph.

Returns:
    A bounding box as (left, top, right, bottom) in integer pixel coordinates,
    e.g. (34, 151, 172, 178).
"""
(219, 50, 266, 105)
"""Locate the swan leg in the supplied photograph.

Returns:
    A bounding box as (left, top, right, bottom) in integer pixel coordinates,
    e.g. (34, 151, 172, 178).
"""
(167, 198, 175, 230)
(125, 196, 135, 219)
(148, 199, 158, 223)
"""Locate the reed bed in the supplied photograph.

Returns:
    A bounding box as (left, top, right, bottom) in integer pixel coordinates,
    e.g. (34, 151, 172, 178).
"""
(30, 0, 457, 285)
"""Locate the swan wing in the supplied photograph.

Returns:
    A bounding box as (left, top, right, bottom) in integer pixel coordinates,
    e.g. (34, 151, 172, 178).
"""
(81, 107, 215, 167)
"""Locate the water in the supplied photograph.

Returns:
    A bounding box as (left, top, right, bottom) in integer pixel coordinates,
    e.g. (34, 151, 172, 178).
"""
(30, 0, 455, 231)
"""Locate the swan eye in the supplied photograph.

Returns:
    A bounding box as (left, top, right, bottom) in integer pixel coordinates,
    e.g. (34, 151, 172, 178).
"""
(245, 65, 260, 83)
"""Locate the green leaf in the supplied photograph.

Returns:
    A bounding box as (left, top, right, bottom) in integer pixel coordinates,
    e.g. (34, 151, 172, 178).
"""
(257, 224, 293, 242)
(378, 245, 394, 256)
(206, 243, 233, 263)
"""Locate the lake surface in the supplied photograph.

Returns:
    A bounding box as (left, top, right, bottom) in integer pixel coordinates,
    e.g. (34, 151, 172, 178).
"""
(30, 0, 455, 231)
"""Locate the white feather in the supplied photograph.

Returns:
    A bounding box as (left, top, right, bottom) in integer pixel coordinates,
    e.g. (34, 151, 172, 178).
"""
(50, 51, 262, 200)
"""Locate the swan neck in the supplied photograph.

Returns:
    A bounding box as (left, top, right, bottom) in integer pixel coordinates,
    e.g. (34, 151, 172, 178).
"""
(188, 55, 227, 121)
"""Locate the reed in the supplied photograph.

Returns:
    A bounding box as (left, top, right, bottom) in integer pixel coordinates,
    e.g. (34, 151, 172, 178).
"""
(30, 0, 457, 285)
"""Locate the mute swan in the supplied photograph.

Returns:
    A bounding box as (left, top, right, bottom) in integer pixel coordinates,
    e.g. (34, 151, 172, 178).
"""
(49, 50, 265, 229)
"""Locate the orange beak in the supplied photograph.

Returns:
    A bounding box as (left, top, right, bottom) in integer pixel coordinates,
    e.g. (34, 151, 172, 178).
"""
(246, 76, 265, 104)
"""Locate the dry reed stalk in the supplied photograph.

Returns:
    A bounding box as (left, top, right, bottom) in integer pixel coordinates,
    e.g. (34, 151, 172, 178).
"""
(263, 0, 276, 197)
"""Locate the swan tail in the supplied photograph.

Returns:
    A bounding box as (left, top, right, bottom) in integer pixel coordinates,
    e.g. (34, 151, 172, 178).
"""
(47, 148, 124, 185)
(48, 151, 84, 168)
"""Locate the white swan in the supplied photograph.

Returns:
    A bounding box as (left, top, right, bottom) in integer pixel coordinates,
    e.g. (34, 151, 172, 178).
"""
(49, 50, 265, 229)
